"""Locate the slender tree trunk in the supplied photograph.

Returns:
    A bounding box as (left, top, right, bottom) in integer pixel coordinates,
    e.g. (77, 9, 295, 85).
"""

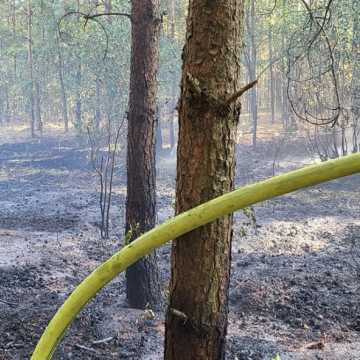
(75, 0, 82, 129)
(12, 0, 16, 120)
(125, 0, 162, 310)
(95, 76, 101, 129)
(75, 60, 82, 128)
(351, 0, 360, 152)
(165, 0, 244, 359)
(35, 81, 42, 133)
(105, 0, 112, 13)
(248, 0, 257, 147)
(12, 0, 16, 79)
(0, 93, 3, 124)
(1, 87, 9, 124)
(27, 0, 35, 137)
(56, 34, 68, 132)
(281, 0, 290, 128)
(268, 27, 275, 124)
(168, 0, 177, 150)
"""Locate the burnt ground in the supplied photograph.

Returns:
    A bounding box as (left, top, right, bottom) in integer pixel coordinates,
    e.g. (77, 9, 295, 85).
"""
(0, 126, 360, 360)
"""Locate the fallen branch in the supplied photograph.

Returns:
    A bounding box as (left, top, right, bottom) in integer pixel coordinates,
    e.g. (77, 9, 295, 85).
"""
(92, 336, 114, 345)
(75, 343, 98, 354)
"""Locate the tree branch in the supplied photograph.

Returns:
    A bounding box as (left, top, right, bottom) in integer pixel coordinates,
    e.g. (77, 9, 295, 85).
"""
(83, 12, 131, 21)
(225, 79, 258, 106)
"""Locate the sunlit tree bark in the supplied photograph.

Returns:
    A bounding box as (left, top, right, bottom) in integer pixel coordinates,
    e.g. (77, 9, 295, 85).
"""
(165, 0, 245, 358)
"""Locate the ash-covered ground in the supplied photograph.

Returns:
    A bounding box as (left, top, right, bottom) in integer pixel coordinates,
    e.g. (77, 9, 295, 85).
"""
(1, 126, 360, 360)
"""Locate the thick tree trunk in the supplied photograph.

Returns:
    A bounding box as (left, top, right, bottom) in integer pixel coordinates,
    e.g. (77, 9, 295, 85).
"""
(165, 1, 244, 359)
(125, 0, 162, 310)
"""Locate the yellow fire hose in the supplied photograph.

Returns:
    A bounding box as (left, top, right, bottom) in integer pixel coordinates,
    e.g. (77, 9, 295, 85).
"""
(31, 153, 360, 359)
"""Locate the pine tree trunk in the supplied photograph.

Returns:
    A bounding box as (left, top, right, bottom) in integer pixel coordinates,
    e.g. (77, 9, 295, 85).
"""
(249, 0, 257, 148)
(56, 34, 68, 133)
(73, 0, 82, 129)
(35, 81, 42, 133)
(27, 0, 35, 137)
(95, 76, 101, 129)
(281, 0, 290, 128)
(351, 0, 360, 153)
(164, 1, 244, 359)
(125, 0, 162, 310)
(75, 59, 82, 128)
(268, 28, 275, 124)
(168, 0, 177, 150)
(156, 106, 163, 154)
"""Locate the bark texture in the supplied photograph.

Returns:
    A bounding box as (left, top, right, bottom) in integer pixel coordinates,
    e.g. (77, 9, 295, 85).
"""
(125, 0, 162, 310)
(165, 1, 244, 359)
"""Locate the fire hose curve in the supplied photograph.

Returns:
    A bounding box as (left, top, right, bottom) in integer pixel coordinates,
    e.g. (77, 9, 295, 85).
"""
(31, 152, 360, 359)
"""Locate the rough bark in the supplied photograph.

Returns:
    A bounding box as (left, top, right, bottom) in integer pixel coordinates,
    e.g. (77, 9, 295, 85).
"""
(125, 0, 162, 310)
(156, 106, 163, 154)
(164, 1, 244, 359)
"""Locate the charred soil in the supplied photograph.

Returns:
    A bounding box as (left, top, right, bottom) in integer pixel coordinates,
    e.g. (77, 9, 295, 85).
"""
(0, 127, 360, 359)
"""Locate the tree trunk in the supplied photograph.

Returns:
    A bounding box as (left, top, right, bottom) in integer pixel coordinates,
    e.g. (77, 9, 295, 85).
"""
(249, 0, 258, 148)
(27, 0, 35, 137)
(95, 76, 101, 129)
(156, 106, 163, 154)
(56, 34, 68, 132)
(281, 0, 290, 128)
(268, 27, 275, 124)
(75, 59, 82, 128)
(165, 1, 244, 359)
(125, 0, 162, 310)
(75, 0, 82, 129)
(35, 81, 42, 133)
(105, 0, 112, 13)
(12, 0, 16, 80)
(168, 0, 177, 150)
(351, 0, 360, 152)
